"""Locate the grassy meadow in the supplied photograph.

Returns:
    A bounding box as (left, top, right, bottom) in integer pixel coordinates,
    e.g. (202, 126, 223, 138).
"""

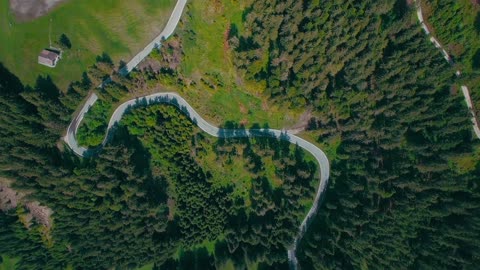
(0, 256, 18, 270)
(165, 0, 307, 129)
(0, 0, 175, 89)
(77, 0, 329, 152)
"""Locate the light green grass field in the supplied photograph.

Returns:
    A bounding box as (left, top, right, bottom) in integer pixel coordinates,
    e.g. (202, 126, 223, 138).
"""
(135, 262, 153, 270)
(163, 0, 307, 129)
(194, 134, 293, 206)
(449, 144, 480, 174)
(0, 0, 175, 89)
(421, 0, 480, 108)
(0, 256, 19, 270)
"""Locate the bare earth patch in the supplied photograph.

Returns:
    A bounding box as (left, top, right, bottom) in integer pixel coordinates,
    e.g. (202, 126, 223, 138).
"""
(239, 102, 247, 114)
(9, 0, 69, 21)
(25, 201, 53, 228)
(0, 184, 22, 211)
(288, 109, 313, 134)
(0, 179, 53, 228)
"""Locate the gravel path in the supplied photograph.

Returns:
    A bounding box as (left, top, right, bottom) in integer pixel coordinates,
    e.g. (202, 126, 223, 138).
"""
(415, 0, 480, 139)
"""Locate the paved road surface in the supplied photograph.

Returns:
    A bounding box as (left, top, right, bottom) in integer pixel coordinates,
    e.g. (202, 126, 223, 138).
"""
(462, 86, 480, 137)
(65, 0, 188, 154)
(415, 1, 480, 139)
(64, 92, 330, 270)
(63, 0, 330, 268)
(119, 0, 187, 76)
(64, 93, 98, 157)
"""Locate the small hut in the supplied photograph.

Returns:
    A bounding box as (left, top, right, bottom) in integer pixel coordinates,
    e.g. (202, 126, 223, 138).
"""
(38, 49, 61, 68)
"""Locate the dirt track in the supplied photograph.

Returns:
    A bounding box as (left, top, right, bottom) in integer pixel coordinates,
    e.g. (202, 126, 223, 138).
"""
(9, 0, 68, 21)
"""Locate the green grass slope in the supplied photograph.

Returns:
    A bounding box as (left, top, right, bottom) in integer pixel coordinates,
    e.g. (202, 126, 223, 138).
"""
(0, 0, 174, 89)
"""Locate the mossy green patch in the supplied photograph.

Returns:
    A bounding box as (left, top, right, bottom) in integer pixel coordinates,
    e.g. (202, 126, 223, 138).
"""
(449, 144, 480, 174)
(0, 256, 19, 270)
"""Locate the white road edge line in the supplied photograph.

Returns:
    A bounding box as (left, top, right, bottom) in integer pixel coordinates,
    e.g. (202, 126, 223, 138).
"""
(415, 0, 480, 139)
(62, 1, 330, 269)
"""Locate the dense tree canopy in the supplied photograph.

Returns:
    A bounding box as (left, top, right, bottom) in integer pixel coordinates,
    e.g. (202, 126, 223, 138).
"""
(1, 0, 480, 269)
(231, 0, 480, 268)
(0, 60, 317, 269)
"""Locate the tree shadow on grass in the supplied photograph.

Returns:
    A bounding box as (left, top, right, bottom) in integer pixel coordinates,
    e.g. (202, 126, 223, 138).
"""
(475, 12, 480, 35)
(472, 48, 480, 70)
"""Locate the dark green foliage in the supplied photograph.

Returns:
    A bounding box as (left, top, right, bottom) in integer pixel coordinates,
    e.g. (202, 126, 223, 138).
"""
(59, 34, 72, 49)
(211, 134, 316, 267)
(95, 52, 113, 65)
(234, 0, 480, 269)
(76, 70, 128, 147)
(0, 211, 61, 270)
(425, 0, 478, 67)
(235, 0, 395, 107)
(0, 63, 176, 269)
(122, 105, 316, 263)
(473, 49, 480, 70)
(76, 100, 111, 147)
(0, 63, 317, 268)
(2, 0, 480, 268)
(156, 248, 215, 270)
(49, 136, 174, 269)
(424, 0, 480, 109)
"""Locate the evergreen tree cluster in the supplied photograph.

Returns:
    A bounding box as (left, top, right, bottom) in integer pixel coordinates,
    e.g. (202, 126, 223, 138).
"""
(1, 0, 480, 269)
(0, 61, 318, 268)
(122, 105, 318, 268)
(231, 0, 480, 268)
(423, 0, 480, 113)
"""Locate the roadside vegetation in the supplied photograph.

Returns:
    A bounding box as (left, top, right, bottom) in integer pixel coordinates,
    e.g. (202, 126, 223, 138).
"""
(0, 0, 175, 89)
(75, 0, 323, 149)
(0, 256, 19, 270)
(76, 100, 111, 147)
(0, 62, 317, 268)
(421, 0, 480, 110)
(231, 1, 480, 268)
(1, 0, 480, 269)
(133, 0, 307, 130)
(122, 104, 317, 268)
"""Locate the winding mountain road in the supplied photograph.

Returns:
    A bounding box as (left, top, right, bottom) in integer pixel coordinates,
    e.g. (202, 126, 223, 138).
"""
(64, 92, 330, 270)
(65, 0, 188, 154)
(63, 0, 329, 268)
(63, 1, 480, 268)
(415, 1, 480, 139)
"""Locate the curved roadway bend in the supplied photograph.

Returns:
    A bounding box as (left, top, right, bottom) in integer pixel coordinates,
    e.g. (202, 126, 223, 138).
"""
(65, 0, 188, 155)
(415, 0, 480, 139)
(119, 0, 188, 76)
(63, 1, 479, 268)
(64, 93, 330, 269)
(64, 0, 329, 268)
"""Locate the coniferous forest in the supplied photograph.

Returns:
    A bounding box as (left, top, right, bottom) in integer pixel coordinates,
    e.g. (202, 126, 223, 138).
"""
(1, 0, 480, 269)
